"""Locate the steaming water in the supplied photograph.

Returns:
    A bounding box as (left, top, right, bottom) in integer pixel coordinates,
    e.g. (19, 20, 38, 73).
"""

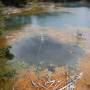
(7, 7, 89, 66)
(10, 35, 84, 66)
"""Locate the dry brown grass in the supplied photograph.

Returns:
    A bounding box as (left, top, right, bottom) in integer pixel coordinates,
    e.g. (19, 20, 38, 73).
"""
(0, 77, 14, 90)
(14, 67, 69, 90)
(75, 55, 90, 90)
(0, 36, 7, 48)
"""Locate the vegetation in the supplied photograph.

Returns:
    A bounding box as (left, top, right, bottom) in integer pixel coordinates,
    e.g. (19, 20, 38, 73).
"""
(0, 46, 15, 90)
(0, 46, 14, 60)
(1, 0, 90, 7)
(0, 1, 6, 35)
(1, 0, 27, 7)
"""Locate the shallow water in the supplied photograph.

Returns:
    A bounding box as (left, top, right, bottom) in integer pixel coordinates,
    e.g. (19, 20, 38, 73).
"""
(4, 7, 90, 66)
(10, 35, 84, 66)
(7, 7, 90, 28)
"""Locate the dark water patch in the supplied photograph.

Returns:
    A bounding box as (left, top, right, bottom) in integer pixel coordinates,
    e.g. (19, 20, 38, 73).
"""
(10, 35, 84, 66)
(6, 16, 32, 28)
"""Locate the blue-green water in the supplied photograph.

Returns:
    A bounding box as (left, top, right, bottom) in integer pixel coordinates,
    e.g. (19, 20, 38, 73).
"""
(8, 7, 89, 66)
(7, 7, 90, 28)
(10, 35, 84, 66)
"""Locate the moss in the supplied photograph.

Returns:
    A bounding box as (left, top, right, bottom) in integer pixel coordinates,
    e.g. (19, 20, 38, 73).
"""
(0, 46, 14, 60)
(0, 77, 14, 90)
(0, 29, 3, 35)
